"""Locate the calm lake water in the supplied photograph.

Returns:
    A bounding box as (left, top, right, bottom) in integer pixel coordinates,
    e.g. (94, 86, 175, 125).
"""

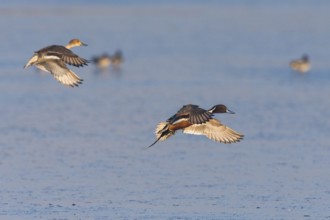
(1, 1, 330, 219)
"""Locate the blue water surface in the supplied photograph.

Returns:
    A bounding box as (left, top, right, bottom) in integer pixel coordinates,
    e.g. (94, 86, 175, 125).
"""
(0, 1, 330, 219)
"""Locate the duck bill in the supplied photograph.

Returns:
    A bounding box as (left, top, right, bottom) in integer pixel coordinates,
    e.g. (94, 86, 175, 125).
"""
(81, 42, 88, 46)
(226, 109, 235, 114)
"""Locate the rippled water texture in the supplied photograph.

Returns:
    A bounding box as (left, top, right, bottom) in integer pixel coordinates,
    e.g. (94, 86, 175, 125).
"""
(1, 1, 330, 219)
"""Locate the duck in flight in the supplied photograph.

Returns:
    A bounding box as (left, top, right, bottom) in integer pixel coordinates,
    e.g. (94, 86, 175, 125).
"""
(24, 39, 89, 87)
(147, 104, 244, 148)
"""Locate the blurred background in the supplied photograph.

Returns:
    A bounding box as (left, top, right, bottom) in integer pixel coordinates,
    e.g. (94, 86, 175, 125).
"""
(1, 0, 330, 219)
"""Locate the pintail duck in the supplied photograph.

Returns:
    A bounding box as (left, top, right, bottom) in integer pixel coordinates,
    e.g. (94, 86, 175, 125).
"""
(92, 50, 123, 72)
(289, 54, 310, 73)
(147, 104, 244, 148)
(24, 39, 88, 87)
(111, 50, 123, 67)
(92, 53, 112, 72)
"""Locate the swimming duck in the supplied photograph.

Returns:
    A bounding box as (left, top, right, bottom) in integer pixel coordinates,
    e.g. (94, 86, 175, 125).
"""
(92, 50, 123, 72)
(289, 54, 310, 73)
(24, 39, 88, 87)
(147, 104, 244, 148)
(111, 50, 123, 67)
(92, 53, 112, 72)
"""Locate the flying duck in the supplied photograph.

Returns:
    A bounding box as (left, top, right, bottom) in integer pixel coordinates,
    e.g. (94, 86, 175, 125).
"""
(24, 39, 88, 87)
(147, 104, 244, 148)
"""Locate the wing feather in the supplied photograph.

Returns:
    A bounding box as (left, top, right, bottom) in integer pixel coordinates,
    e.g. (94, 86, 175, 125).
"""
(182, 119, 243, 143)
(37, 60, 83, 87)
(37, 45, 88, 67)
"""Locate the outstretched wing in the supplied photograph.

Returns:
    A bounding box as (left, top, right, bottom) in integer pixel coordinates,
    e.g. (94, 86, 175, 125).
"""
(60, 53, 89, 67)
(38, 45, 88, 67)
(183, 119, 243, 143)
(188, 106, 213, 124)
(168, 105, 212, 124)
(37, 60, 83, 87)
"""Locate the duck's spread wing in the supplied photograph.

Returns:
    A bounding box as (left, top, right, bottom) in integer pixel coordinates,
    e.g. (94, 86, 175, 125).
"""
(182, 119, 243, 143)
(60, 53, 89, 67)
(188, 107, 213, 124)
(39, 45, 88, 67)
(169, 105, 212, 124)
(39, 60, 83, 87)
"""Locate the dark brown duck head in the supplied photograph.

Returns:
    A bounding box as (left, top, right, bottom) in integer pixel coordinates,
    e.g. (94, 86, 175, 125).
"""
(301, 54, 309, 62)
(208, 104, 235, 114)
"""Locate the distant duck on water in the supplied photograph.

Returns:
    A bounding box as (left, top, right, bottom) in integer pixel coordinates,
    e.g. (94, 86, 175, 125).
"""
(147, 104, 244, 148)
(111, 50, 124, 68)
(92, 53, 112, 72)
(289, 54, 311, 74)
(24, 39, 89, 87)
(92, 49, 123, 72)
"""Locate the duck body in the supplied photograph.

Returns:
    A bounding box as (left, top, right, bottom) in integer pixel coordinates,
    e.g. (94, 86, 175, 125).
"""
(92, 54, 112, 71)
(148, 104, 244, 148)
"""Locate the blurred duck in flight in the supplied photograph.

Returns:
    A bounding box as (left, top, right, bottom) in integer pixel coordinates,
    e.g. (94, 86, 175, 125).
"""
(147, 104, 244, 148)
(289, 54, 310, 74)
(24, 39, 88, 87)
